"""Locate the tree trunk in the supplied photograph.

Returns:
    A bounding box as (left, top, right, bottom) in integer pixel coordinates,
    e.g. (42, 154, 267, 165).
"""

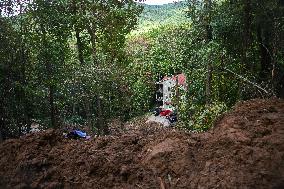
(85, 100, 93, 130)
(243, 0, 253, 70)
(243, 0, 252, 46)
(96, 96, 108, 135)
(205, 0, 213, 105)
(87, 0, 100, 65)
(88, 27, 98, 65)
(19, 4, 32, 133)
(0, 131, 3, 142)
(86, 4, 107, 134)
(271, 18, 279, 94)
(257, 26, 271, 80)
(206, 61, 213, 104)
(75, 28, 84, 65)
(7, 2, 33, 136)
(0, 117, 4, 142)
(49, 85, 57, 128)
(40, 24, 57, 128)
(72, 1, 94, 130)
(72, 0, 84, 65)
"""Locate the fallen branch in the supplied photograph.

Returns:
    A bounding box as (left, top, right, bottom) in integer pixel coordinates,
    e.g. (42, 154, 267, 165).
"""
(223, 67, 270, 94)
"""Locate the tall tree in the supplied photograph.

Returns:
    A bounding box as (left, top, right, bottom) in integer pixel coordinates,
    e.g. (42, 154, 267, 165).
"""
(27, 0, 71, 128)
(205, 0, 213, 104)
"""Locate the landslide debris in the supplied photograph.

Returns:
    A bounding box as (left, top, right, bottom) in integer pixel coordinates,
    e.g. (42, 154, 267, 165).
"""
(0, 98, 284, 189)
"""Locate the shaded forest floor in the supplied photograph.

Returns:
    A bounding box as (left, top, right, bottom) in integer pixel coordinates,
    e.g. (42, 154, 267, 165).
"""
(0, 98, 284, 189)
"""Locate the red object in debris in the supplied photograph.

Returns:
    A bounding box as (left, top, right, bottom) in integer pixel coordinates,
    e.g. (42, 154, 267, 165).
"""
(160, 110, 172, 116)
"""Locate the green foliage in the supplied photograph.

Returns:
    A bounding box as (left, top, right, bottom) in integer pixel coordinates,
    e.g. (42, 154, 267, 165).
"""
(64, 115, 85, 125)
(0, 0, 283, 138)
(0, 0, 143, 138)
(181, 101, 227, 131)
(134, 1, 189, 33)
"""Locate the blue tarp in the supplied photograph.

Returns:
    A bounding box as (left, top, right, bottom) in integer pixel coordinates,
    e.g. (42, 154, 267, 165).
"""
(66, 129, 90, 139)
(74, 130, 87, 138)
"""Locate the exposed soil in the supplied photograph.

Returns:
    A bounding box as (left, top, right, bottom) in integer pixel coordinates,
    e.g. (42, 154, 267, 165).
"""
(0, 98, 284, 189)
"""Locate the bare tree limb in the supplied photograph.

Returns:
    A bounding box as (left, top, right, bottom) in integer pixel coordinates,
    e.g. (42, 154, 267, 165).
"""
(223, 67, 270, 94)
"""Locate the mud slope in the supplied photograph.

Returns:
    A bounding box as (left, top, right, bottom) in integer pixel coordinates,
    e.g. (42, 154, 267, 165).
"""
(0, 98, 284, 189)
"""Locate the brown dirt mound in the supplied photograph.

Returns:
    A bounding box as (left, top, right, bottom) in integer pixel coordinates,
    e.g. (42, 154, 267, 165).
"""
(0, 98, 284, 189)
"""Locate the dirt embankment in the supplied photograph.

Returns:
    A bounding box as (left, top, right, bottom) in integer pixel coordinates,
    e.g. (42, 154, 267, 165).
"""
(0, 98, 284, 189)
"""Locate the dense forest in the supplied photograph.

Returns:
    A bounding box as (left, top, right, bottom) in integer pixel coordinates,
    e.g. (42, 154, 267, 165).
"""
(0, 0, 284, 140)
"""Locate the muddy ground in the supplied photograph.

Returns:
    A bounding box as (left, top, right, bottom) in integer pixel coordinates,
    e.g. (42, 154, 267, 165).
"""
(0, 98, 284, 189)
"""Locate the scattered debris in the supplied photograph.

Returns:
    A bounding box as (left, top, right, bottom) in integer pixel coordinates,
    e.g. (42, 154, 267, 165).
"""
(149, 106, 177, 126)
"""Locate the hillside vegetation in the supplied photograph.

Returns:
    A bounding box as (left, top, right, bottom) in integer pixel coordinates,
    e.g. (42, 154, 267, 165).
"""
(0, 0, 284, 137)
(134, 1, 189, 33)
